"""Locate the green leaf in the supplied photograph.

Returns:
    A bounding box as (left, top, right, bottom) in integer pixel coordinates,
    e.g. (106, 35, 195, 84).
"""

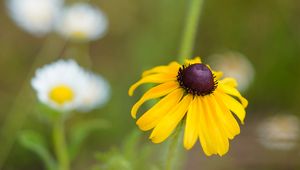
(18, 130, 57, 170)
(69, 119, 110, 159)
(123, 130, 141, 160)
(122, 130, 156, 170)
(36, 103, 61, 121)
(93, 149, 132, 170)
(93, 130, 159, 170)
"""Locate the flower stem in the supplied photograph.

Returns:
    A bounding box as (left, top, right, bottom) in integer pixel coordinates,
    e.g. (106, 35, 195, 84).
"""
(178, 0, 204, 63)
(64, 42, 92, 68)
(0, 34, 66, 169)
(53, 116, 70, 170)
(165, 0, 204, 169)
(165, 122, 184, 170)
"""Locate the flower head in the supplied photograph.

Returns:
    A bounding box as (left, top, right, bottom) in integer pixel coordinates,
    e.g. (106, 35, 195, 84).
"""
(55, 3, 108, 41)
(31, 59, 110, 112)
(129, 57, 248, 156)
(257, 114, 300, 150)
(78, 73, 110, 112)
(209, 52, 255, 92)
(7, 0, 63, 36)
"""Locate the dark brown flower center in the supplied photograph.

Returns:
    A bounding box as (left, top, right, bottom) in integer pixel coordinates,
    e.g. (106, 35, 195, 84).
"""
(177, 64, 217, 96)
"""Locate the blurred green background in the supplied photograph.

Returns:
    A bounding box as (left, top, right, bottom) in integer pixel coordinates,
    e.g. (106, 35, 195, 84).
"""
(1, 0, 300, 169)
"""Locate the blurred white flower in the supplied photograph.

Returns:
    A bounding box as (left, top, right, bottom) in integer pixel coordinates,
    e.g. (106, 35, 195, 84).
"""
(56, 3, 108, 41)
(257, 114, 300, 150)
(7, 0, 63, 36)
(78, 73, 110, 112)
(209, 52, 255, 92)
(31, 59, 110, 112)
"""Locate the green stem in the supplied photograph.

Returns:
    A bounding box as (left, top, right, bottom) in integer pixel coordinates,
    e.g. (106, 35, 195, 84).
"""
(165, 122, 184, 170)
(178, 0, 204, 63)
(53, 116, 69, 170)
(64, 42, 92, 68)
(0, 34, 66, 170)
(165, 0, 204, 169)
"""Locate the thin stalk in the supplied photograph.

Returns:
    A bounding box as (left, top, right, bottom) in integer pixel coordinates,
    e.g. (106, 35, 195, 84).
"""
(165, 0, 204, 169)
(0, 35, 66, 169)
(64, 42, 92, 68)
(53, 116, 69, 170)
(165, 122, 184, 170)
(178, 0, 204, 63)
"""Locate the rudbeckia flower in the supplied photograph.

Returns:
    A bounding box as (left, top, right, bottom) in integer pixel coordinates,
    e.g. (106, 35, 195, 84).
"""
(129, 57, 248, 156)
(31, 59, 110, 112)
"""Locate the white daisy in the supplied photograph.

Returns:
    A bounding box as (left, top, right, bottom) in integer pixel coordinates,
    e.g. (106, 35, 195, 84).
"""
(209, 52, 255, 92)
(55, 3, 108, 41)
(257, 114, 300, 150)
(31, 59, 87, 112)
(31, 59, 111, 113)
(7, 0, 63, 36)
(77, 73, 110, 112)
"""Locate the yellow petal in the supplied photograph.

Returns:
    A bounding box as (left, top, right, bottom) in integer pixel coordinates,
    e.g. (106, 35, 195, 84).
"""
(128, 73, 177, 96)
(217, 92, 246, 124)
(142, 62, 180, 77)
(184, 98, 199, 150)
(131, 81, 179, 119)
(218, 84, 248, 108)
(210, 94, 240, 139)
(219, 78, 238, 88)
(136, 89, 184, 131)
(201, 96, 229, 156)
(149, 95, 193, 143)
(206, 95, 232, 139)
(213, 71, 223, 80)
(197, 97, 214, 156)
(185, 57, 202, 64)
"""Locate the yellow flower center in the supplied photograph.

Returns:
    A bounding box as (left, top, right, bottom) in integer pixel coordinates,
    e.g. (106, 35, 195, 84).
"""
(49, 85, 74, 105)
(71, 31, 87, 40)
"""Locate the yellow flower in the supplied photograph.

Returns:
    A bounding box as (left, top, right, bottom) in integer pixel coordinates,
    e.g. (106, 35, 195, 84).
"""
(128, 57, 248, 156)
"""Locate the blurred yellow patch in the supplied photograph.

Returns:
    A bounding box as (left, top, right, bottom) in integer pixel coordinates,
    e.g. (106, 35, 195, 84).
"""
(71, 31, 87, 40)
(49, 85, 74, 105)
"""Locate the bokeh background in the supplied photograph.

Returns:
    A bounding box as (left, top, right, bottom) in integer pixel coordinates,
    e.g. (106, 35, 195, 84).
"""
(1, 0, 300, 169)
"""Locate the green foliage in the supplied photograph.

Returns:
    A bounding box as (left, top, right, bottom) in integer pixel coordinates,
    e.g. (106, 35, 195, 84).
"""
(36, 103, 61, 122)
(94, 148, 132, 170)
(69, 119, 110, 160)
(18, 130, 57, 170)
(93, 130, 160, 170)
